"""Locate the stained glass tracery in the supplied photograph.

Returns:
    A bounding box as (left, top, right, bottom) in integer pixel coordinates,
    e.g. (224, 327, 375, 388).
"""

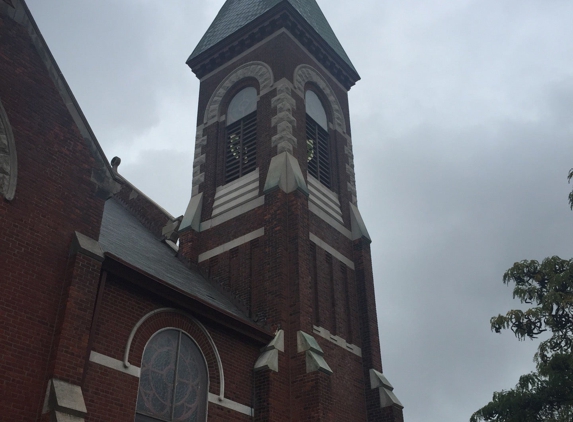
(135, 330, 208, 422)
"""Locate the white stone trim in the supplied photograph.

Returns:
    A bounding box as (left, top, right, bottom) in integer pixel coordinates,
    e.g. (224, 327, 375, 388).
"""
(42, 379, 87, 421)
(89, 351, 141, 377)
(204, 61, 274, 125)
(309, 232, 355, 270)
(312, 326, 362, 357)
(208, 393, 253, 416)
(198, 228, 265, 263)
(308, 176, 343, 224)
(212, 170, 260, 218)
(294, 64, 346, 134)
(200, 196, 265, 231)
(88, 351, 252, 416)
(199, 28, 347, 92)
(123, 308, 226, 400)
(215, 169, 259, 198)
(297, 331, 333, 375)
(254, 330, 284, 373)
(309, 202, 352, 239)
(271, 79, 297, 154)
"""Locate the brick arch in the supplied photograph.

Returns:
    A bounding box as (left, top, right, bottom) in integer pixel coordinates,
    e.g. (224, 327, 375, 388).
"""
(0, 99, 17, 201)
(204, 61, 274, 124)
(294, 64, 346, 134)
(124, 308, 224, 397)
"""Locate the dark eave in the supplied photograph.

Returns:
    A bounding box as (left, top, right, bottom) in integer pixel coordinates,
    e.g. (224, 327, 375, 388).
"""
(103, 253, 273, 346)
(187, 3, 360, 90)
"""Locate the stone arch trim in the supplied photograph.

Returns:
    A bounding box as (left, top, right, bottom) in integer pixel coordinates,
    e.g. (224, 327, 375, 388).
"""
(124, 308, 225, 399)
(0, 99, 17, 201)
(204, 61, 274, 125)
(294, 64, 346, 134)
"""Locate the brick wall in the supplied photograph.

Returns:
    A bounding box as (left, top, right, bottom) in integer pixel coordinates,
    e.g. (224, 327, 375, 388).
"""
(84, 274, 262, 421)
(0, 12, 106, 420)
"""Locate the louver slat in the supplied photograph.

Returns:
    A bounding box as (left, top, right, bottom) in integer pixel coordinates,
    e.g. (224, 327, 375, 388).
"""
(225, 111, 257, 184)
(306, 115, 331, 189)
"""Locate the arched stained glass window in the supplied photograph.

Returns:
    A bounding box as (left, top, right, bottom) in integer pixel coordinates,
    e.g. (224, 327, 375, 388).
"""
(305, 90, 330, 189)
(225, 87, 257, 184)
(135, 329, 208, 422)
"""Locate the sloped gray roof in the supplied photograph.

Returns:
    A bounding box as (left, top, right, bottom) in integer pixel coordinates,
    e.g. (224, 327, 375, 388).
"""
(99, 199, 248, 321)
(188, 0, 356, 72)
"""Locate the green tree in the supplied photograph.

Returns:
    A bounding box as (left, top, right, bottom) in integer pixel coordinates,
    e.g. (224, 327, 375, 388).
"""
(471, 171, 573, 422)
(569, 168, 573, 209)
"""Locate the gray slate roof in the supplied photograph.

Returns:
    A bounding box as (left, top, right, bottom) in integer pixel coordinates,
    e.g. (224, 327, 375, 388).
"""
(188, 0, 356, 72)
(99, 199, 248, 321)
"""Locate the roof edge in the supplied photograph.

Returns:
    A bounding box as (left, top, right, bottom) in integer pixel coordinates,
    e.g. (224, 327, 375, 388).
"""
(187, 3, 360, 89)
(110, 165, 180, 240)
(5, 0, 118, 197)
(103, 254, 273, 345)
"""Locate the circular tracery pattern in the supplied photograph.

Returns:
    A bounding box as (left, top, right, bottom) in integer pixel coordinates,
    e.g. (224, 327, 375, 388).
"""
(136, 330, 208, 422)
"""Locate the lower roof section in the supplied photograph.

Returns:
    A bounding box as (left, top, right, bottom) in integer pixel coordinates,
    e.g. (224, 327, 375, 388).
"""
(99, 198, 271, 344)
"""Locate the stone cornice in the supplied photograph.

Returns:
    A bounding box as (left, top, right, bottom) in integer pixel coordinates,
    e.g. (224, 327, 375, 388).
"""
(187, 4, 360, 90)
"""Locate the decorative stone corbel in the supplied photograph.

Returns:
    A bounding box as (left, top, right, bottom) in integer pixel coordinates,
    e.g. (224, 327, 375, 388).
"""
(297, 331, 332, 375)
(179, 192, 203, 232)
(349, 203, 371, 242)
(254, 329, 284, 372)
(370, 369, 403, 409)
(70, 232, 104, 262)
(263, 152, 308, 196)
(42, 379, 88, 421)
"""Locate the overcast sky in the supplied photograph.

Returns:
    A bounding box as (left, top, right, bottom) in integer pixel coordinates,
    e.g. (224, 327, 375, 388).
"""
(25, 1, 573, 421)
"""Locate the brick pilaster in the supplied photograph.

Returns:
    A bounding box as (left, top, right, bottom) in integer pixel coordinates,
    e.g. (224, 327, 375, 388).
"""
(48, 234, 103, 386)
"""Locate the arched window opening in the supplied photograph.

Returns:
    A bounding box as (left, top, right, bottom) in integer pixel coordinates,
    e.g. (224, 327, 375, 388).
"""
(0, 99, 17, 201)
(305, 90, 330, 189)
(135, 329, 208, 422)
(225, 87, 257, 184)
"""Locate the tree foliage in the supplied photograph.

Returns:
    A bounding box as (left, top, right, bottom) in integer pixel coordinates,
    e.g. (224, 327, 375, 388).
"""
(472, 170, 573, 421)
(471, 256, 573, 422)
(569, 168, 573, 210)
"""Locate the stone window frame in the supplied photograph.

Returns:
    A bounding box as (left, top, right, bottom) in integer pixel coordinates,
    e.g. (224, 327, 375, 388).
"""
(203, 61, 274, 126)
(294, 64, 346, 134)
(221, 83, 260, 185)
(294, 64, 358, 203)
(134, 327, 210, 422)
(193, 62, 273, 196)
(0, 98, 17, 201)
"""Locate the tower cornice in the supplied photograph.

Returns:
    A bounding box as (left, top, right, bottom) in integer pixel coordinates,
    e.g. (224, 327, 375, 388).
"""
(187, 3, 360, 90)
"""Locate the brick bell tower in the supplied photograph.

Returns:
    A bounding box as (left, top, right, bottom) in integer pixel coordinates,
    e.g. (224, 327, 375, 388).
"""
(178, 0, 404, 420)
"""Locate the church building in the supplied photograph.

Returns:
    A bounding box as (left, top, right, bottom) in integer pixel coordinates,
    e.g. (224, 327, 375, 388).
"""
(0, 0, 404, 420)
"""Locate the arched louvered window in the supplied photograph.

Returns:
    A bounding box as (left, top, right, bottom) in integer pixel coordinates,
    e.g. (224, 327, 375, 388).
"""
(135, 329, 208, 422)
(0, 99, 17, 201)
(305, 90, 330, 189)
(225, 87, 257, 184)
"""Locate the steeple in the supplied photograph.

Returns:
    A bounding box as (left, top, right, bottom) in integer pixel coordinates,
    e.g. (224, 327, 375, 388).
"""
(187, 0, 360, 89)
(178, 0, 404, 419)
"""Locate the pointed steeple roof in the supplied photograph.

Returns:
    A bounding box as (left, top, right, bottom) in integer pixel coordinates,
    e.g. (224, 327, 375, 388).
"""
(188, 0, 356, 73)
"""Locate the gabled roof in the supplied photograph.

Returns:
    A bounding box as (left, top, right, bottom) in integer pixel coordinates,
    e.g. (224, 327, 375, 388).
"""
(2, 0, 117, 196)
(188, 0, 356, 72)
